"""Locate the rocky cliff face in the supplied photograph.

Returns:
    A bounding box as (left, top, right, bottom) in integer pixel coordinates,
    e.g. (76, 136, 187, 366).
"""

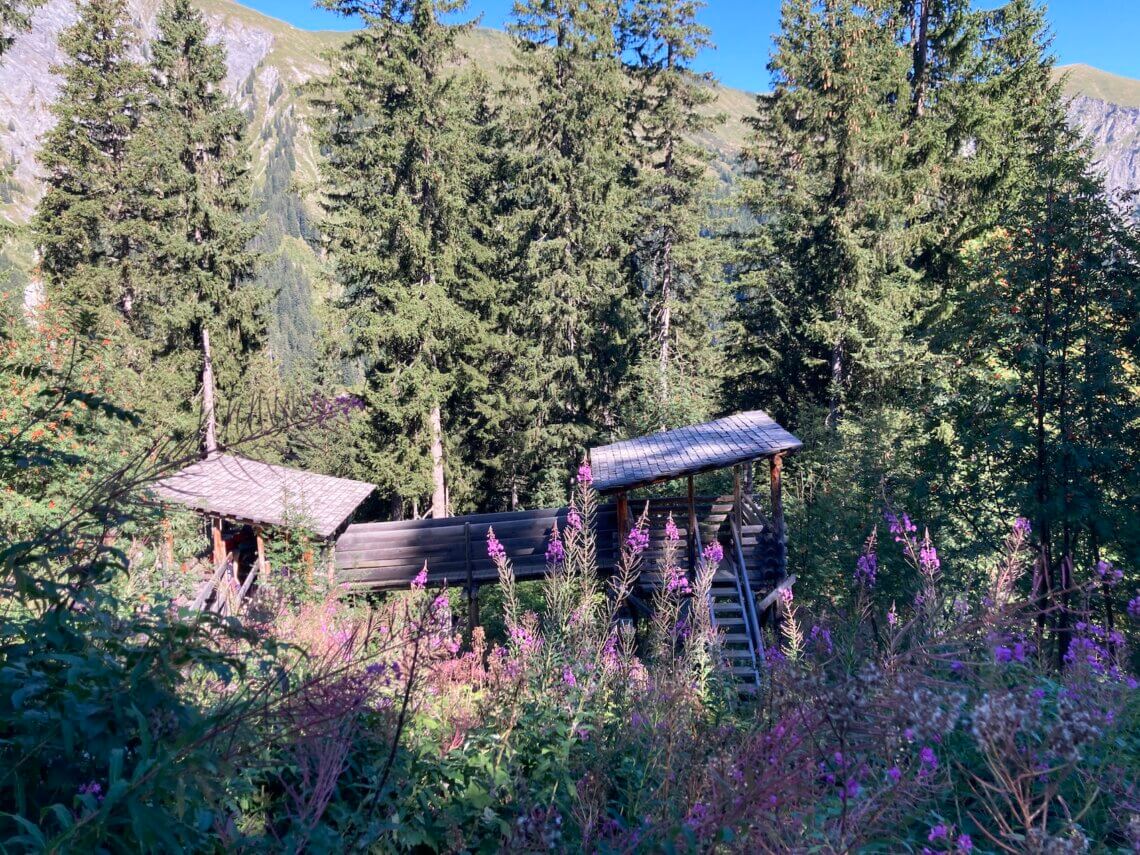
(1065, 94, 1140, 204)
(0, 0, 307, 220)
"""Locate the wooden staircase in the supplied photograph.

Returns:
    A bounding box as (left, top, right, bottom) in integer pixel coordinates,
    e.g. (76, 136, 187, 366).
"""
(709, 559, 762, 693)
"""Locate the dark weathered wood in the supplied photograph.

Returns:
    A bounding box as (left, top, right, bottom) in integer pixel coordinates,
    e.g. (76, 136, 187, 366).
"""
(756, 574, 797, 612)
(687, 476, 697, 571)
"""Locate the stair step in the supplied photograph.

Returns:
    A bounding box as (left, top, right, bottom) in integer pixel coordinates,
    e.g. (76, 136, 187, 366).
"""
(721, 633, 750, 644)
(729, 666, 759, 677)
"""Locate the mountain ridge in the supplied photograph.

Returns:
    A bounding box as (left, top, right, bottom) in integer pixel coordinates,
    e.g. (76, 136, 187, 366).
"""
(2, 0, 1137, 361)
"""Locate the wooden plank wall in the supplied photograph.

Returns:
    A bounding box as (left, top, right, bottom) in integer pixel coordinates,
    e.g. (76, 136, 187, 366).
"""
(335, 498, 737, 592)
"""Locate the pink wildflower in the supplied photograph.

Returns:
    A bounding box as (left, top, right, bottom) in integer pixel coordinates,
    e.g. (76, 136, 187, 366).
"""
(577, 460, 592, 484)
(664, 514, 680, 542)
(702, 541, 724, 564)
(626, 525, 649, 555)
(487, 527, 506, 562)
(411, 563, 428, 589)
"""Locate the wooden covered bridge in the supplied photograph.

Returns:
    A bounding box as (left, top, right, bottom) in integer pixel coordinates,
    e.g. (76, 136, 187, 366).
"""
(155, 411, 801, 686)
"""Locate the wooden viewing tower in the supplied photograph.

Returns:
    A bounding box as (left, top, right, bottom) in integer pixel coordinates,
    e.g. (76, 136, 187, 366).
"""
(155, 411, 801, 686)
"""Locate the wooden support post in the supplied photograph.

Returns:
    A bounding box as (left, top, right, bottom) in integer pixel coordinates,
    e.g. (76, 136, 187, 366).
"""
(201, 327, 218, 458)
(255, 527, 266, 577)
(210, 517, 224, 566)
(464, 521, 478, 636)
(687, 475, 697, 572)
(770, 453, 787, 576)
(616, 491, 630, 556)
(732, 465, 743, 534)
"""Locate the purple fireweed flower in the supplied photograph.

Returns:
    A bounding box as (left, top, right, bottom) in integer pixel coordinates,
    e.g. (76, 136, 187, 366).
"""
(1013, 516, 1032, 536)
(665, 565, 691, 595)
(626, 526, 650, 555)
(567, 508, 582, 531)
(885, 509, 917, 542)
(957, 834, 973, 852)
(487, 528, 506, 562)
(78, 781, 103, 800)
(919, 746, 938, 771)
(545, 525, 565, 564)
(411, 563, 428, 589)
(1095, 560, 1123, 587)
(994, 645, 1013, 664)
(1127, 593, 1140, 620)
(855, 551, 877, 587)
(778, 587, 794, 607)
(951, 660, 964, 672)
(702, 541, 724, 564)
(562, 666, 576, 687)
(887, 766, 902, 783)
(685, 802, 709, 829)
(887, 603, 898, 627)
(928, 824, 949, 842)
(810, 625, 833, 654)
(665, 515, 680, 542)
(577, 461, 592, 485)
(919, 531, 940, 575)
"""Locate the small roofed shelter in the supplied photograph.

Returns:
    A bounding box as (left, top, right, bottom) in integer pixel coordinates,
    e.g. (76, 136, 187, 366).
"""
(588, 410, 802, 575)
(153, 454, 377, 573)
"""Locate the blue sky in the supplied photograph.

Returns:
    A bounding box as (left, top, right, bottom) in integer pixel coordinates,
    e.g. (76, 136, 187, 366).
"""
(243, 1, 1140, 93)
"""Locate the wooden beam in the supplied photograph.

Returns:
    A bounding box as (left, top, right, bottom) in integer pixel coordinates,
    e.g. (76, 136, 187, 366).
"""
(732, 465, 743, 535)
(616, 491, 630, 548)
(210, 517, 224, 566)
(464, 521, 477, 636)
(770, 452, 788, 579)
(255, 527, 266, 576)
(687, 475, 697, 572)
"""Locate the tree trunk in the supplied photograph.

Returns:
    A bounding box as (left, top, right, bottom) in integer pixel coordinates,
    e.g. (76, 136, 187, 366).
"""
(430, 403, 447, 519)
(201, 326, 218, 457)
(911, 0, 931, 118)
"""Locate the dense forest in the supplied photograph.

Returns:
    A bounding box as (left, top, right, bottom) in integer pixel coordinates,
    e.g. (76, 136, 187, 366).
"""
(2, 0, 1139, 850)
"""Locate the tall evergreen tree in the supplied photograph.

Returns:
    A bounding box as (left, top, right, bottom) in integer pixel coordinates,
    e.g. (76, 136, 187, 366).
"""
(726, 0, 922, 430)
(501, 0, 639, 496)
(622, 0, 723, 431)
(314, 0, 494, 518)
(136, 0, 264, 431)
(32, 0, 150, 335)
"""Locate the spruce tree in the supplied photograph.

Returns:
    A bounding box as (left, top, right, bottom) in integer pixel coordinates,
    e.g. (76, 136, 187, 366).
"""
(727, 0, 922, 429)
(136, 0, 264, 429)
(0, 0, 41, 57)
(502, 0, 639, 495)
(314, 0, 494, 518)
(621, 0, 723, 431)
(33, 0, 150, 335)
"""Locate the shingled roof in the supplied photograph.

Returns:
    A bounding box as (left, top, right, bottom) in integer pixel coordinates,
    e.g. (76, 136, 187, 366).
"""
(589, 410, 802, 494)
(152, 454, 376, 539)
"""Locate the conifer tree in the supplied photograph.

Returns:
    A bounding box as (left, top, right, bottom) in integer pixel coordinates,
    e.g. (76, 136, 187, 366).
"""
(32, 0, 150, 334)
(136, 0, 264, 426)
(314, 0, 494, 518)
(727, 0, 922, 429)
(502, 0, 639, 492)
(0, 0, 41, 57)
(622, 0, 723, 430)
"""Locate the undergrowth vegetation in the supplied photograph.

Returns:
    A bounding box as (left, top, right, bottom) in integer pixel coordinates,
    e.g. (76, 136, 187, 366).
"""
(3, 411, 1139, 851)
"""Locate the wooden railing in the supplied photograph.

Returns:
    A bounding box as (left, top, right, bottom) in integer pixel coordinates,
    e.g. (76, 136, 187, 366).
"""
(731, 519, 767, 671)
